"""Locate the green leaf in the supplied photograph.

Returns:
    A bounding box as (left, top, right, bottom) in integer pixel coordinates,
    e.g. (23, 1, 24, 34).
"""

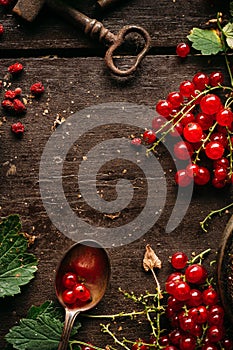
(187, 27, 224, 55)
(0, 215, 38, 298)
(223, 22, 233, 49)
(5, 301, 81, 350)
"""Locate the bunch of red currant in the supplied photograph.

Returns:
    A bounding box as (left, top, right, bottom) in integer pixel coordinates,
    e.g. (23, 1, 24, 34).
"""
(61, 271, 91, 307)
(133, 71, 233, 189)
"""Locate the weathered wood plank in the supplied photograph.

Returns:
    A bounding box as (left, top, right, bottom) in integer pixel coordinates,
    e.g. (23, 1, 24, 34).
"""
(0, 0, 229, 51)
(0, 55, 232, 347)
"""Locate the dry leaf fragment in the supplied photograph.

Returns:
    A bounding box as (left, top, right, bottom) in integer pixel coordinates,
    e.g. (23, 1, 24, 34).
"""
(143, 244, 162, 272)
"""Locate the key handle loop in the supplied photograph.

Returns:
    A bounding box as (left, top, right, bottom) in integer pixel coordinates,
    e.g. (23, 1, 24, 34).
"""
(105, 25, 151, 77)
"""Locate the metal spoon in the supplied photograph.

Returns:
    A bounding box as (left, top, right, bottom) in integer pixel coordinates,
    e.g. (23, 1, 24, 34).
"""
(55, 240, 111, 350)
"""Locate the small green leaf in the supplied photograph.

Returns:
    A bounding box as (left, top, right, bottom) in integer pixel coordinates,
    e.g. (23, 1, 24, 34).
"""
(0, 215, 38, 298)
(5, 301, 81, 350)
(187, 27, 223, 55)
(223, 22, 233, 49)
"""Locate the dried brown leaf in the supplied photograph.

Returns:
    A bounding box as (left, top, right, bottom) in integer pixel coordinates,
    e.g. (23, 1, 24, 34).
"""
(143, 244, 162, 271)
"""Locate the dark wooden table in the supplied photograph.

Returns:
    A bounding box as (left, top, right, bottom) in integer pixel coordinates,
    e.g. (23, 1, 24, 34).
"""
(1, 0, 232, 348)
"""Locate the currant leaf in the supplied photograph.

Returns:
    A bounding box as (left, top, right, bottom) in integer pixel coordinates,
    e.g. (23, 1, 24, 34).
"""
(5, 301, 81, 350)
(0, 215, 38, 298)
(187, 28, 223, 55)
(223, 22, 233, 49)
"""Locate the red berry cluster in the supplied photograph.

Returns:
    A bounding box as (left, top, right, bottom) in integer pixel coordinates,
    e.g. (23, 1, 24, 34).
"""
(1, 62, 45, 135)
(162, 251, 232, 350)
(132, 71, 233, 189)
(61, 271, 91, 307)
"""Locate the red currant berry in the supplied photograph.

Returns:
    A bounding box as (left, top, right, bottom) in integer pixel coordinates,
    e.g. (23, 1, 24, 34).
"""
(175, 169, 192, 187)
(30, 82, 45, 95)
(201, 344, 218, 350)
(174, 141, 193, 160)
(81, 343, 94, 350)
(183, 122, 203, 143)
(4, 90, 17, 100)
(209, 71, 224, 87)
(13, 99, 27, 114)
(152, 116, 166, 130)
(212, 177, 226, 189)
(62, 272, 77, 289)
(213, 157, 229, 169)
(171, 252, 188, 269)
(222, 339, 233, 349)
(62, 289, 76, 304)
(8, 62, 24, 74)
(172, 280, 190, 301)
(179, 335, 196, 350)
(11, 122, 25, 135)
(207, 325, 223, 343)
(216, 108, 233, 127)
(196, 113, 214, 130)
(200, 94, 222, 115)
(180, 112, 195, 126)
(187, 289, 203, 307)
(213, 166, 228, 181)
(156, 99, 173, 117)
(192, 72, 209, 91)
(167, 295, 184, 311)
(169, 329, 182, 345)
(185, 264, 207, 284)
(159, 335, 170, 347)
(202, 286, 218, 305)
(164, 346, 178, 350)
(207, 312, 224, 326)
(189, 305, 208, 324)
(170, 122, 183, 137)
(179, 313, 195, 332)
(14, 87, 22, 95)
(208, 304, 224, 318)
(131, 137, 142, 147)
(0, 0, 13, 5)
(186, 163, 199, 178)
(180, 80, 195, 98)
(205, 141, 224, 160)
(210, 132, 228, 148)
(1, 99, 14, 110)
(143, 129, 156, 144)
(176, 42, 190, 58)
(132, 339, 149, 350)
(166, 272, 183, 283)
(73, 283, 91, 302)
(194, 166, 210, 185)
(167, 91, 184, 108)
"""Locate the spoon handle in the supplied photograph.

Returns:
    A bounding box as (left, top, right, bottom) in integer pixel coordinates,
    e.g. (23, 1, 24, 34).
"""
(58, 309, 80, 350)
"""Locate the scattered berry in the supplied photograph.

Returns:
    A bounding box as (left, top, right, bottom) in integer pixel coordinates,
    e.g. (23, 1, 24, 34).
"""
(176, 43, 190, 58)
(11, 122, 25, 135)
(0, 24, 4, 35)
(8, 62, 23, 74)
(143, 129, 156, 144)
(30, 82, 45, 95)
(131, 137, 142, 147)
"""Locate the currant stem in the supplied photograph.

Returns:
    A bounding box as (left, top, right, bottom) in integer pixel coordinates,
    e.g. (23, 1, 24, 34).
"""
(189, 248, 211, 264)
(101, 324, 131, 350)
(82, 309, 147, 320)
(200, 202, 233, 232)
(193, 121, 218, 163)
(70, 340, 104, 350)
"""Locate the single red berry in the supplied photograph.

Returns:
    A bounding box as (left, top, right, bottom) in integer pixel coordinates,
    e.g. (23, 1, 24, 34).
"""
(212, 177, 226, 189)
(175, 169, 192, 187)
(183, 122, 203, 143)
(213, 166, 228, 181)
(81, 343, 94, 350)
(0, 0, 12, 5)
(62, 272, 77, 289)
(8, 62, 23, 74)
(190, 324, 202, 337)
(180, 112, 195, 126)
(173, 141, 193, 160)
(14, 87, 22, 95)
(172, 280, 190, 301)
(4, 90, 17, 99)
(187, 289, 203, 307)
(222, 339, 233, 349)
(205, 141, 224, 160)
(186, 163, 199, 178)
(185, 264, 207, 284)
(131, 137, 142, 147)
(143, 129, 156, 144)
(167, 295, 184, 311)
(152, 116, 165, 130)
(73, 283, 91, 301)
(11, 122, 25, 135)
(216, 108, 233, 127)
(210, 132, 228, 148)
(1, 99, 14, 110)
(201, 344, 218, 350)
(0, 24, 4, 35)
(213, 157, 229, 169)
(179, 80, 195, 98)
(189, 305, 208, 324)
(209, 71, 224, 87)
(62, 289, 76, 305)
(166, 272, 183, 283)
(156, 99, 173, 117)
(179, 312, 195, 332)
(170, 122, 183, 137)
(167, 91, 184, 108)
(202, 286, 218, 305)
(13, 99, 27, 114)
(192, 72, 209, 91)
(158, 336, 170, 347)
(164, 346, 178, 350)
(196, 113, 214, 130)
(176, 42, 190, 58)
(194, 166, 210, 185)
(30, 82, 45, 95)
(171, 252, 188, 269)
(207, 325, 223, 343)
(169, 329, 182, 345)
(179, 334, 196, 350)
(200, 94, 222, 115)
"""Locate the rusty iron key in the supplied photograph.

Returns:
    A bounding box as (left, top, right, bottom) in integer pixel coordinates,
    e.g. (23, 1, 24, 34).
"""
(13, 0, 151, 77)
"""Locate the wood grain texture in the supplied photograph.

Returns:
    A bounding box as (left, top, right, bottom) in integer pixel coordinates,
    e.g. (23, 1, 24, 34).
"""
(0, 0, 233, 347)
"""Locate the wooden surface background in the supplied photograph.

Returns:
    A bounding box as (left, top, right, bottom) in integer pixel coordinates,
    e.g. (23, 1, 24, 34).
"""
(0, 0, 233, 348)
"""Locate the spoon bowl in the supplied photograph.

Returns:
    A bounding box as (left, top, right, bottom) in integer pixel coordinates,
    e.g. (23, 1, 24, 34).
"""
(55, 240, 110, 350)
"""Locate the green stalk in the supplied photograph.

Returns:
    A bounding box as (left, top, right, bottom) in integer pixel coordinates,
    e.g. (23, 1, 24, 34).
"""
(200, 202, 233, 232)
